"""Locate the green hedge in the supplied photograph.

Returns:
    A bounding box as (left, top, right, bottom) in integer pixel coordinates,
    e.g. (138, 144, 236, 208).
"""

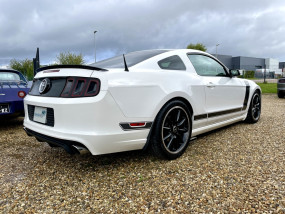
(243, 70, 255, 79)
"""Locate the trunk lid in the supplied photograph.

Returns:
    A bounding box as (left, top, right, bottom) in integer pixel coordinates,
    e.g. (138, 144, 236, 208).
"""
(30, 65, 108, 97)
(0, 82, 30, 102)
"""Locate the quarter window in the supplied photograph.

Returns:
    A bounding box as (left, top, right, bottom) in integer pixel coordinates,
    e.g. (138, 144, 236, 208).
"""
(158, 55, 186, 70)
(187, 54, 227, 76)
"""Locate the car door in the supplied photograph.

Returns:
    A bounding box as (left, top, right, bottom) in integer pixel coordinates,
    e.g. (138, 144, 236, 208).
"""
(187, 54, 245, 126)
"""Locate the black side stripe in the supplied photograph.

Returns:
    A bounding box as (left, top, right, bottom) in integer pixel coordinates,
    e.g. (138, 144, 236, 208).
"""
(194, 107, 242, 121)
(208, 107, 241, 118)
(242, 81, 250, 110)
(194, 114, 207, 121)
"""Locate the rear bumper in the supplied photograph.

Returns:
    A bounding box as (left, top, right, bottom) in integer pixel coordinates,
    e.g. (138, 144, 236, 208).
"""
(23, 91, 153, 155)
(0, 100, 24, 116)
(24, 127, 82, 154)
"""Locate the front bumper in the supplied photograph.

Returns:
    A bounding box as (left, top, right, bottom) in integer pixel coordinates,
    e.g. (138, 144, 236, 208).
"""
(23, 91, 153, 155)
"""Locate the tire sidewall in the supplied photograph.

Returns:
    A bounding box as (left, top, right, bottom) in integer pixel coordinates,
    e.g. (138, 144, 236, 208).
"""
(151, 100, 192, 159)
(248, 92, 261, 123)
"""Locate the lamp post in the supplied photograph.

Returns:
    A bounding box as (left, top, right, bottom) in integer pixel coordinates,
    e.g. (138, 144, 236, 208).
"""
(94, 30, 97, 63)
(216, 44, 220, 58)
(264, 63, 266, 83)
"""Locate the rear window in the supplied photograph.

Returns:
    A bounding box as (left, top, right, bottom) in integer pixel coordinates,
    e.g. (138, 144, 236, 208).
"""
(0, 72, 21, 81)
(92, 50, 169, 69)
(0, 71, 27, 83)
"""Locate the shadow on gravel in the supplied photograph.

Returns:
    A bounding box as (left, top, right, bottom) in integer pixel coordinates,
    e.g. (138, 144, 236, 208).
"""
(0, 115, 250, 174)
(25, 121, 248, 171)
(41, 147, 160, 168)
(0, 116, 24, 128)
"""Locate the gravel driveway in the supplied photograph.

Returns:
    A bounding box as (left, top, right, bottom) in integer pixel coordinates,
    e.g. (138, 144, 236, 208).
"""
(0, 94, 284, 213)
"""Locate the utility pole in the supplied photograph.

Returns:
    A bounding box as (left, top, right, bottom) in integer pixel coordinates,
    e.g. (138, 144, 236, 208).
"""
(264, 63, 266, 83)
(216, 44, 220, 58)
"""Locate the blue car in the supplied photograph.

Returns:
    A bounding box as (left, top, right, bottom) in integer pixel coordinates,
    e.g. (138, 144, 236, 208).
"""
(0, 69, 31, 117)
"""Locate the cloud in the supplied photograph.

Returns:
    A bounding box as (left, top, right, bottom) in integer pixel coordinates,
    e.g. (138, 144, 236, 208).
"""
(0, 0, 285, 67)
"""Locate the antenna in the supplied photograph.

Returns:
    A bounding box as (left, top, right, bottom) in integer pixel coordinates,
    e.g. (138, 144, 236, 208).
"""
(123, 54, 129, 72)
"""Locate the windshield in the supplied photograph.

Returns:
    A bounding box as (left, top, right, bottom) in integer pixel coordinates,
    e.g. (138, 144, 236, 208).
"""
(92, 50, 170, 69)
(0, 71, 26, 83)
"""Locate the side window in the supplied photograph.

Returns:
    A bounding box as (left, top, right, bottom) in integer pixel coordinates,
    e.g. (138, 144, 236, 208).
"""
(187, 54, 227, 77)
(158, 55, 186, 70)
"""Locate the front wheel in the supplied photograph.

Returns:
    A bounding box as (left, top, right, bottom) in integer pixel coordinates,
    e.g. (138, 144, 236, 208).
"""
(150, 100, 192, 160)
(245, 91, 261, 123)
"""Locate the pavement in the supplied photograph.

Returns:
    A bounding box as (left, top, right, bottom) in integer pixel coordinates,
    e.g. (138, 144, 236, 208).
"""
(253, 79, 277, 83)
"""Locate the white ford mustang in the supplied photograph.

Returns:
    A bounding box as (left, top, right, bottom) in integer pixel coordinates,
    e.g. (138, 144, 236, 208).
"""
(23, 49, 261, 159)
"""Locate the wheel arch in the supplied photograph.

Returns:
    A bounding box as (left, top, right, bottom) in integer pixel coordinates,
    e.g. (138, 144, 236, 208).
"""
(161, 97, 194, 117)
(250, 86, 262, 105)
(143, 96, 194, 151)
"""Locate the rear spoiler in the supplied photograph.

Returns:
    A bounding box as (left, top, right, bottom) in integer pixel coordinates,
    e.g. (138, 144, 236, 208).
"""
(36, 65, 108, 73)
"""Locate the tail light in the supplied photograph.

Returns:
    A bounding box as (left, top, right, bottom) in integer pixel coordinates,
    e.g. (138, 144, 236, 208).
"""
(61, 77, 100, 98)
(18, 91, 26, 98)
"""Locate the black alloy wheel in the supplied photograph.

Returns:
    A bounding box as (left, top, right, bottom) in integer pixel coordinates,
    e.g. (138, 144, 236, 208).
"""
(246, 91, 261, 123)
(150, 100, 192, 159)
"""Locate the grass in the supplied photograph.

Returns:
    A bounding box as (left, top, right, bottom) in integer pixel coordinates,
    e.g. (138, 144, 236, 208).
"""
(257, 83, 277, 94)
(239, 77, 258, 80)
(245, 77, 258, 80)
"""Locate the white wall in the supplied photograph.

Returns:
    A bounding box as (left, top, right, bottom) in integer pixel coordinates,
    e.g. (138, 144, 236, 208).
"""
(265, 58, 282, 74)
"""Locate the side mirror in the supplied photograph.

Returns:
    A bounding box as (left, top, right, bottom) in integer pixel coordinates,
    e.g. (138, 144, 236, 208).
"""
(230, 69, 240, 77)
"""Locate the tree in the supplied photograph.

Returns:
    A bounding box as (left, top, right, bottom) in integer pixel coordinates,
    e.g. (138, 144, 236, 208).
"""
(10, 59, 34, 80)
(186, 43, 207, 52)
(56, 52, 84, 65)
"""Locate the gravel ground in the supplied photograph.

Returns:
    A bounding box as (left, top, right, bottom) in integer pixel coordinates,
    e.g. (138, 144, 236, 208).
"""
(0, 94, 285, 213)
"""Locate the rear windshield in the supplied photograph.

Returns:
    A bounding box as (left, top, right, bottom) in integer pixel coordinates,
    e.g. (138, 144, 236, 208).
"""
(0, 71, 26, 82)
(92, 50, 170, 69)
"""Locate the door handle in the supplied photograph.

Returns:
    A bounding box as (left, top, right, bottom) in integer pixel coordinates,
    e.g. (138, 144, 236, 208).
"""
(206, 82, 215, 88)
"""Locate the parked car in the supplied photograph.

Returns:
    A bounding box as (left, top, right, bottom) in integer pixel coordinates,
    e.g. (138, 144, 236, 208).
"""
(0, 69, 31, 117)
(277, 78, 285, 98)
(23, 49, 261, 159)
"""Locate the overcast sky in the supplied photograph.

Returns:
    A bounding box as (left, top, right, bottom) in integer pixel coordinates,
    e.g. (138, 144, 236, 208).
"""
(1, 0, 285, 67)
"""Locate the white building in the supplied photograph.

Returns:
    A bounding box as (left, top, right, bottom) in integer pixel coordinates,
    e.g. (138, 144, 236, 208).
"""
(265, 58, 282, 75)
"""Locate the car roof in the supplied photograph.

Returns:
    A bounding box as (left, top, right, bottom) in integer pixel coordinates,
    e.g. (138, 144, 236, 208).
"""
(91, 49, 208, 69)
(0, 68, 22, 74)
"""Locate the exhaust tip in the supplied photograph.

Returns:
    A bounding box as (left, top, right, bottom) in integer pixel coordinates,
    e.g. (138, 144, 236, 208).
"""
(72, 145, 89, 155)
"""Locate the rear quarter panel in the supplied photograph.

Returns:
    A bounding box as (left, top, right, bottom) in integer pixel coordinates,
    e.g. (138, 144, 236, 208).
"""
(105, 70, 206, 120)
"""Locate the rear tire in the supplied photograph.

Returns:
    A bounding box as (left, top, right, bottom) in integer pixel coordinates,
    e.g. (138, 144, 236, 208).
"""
(150, 100, 192, 160)
(245, 91, 261, 123)
(278, 91, 284, 98)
